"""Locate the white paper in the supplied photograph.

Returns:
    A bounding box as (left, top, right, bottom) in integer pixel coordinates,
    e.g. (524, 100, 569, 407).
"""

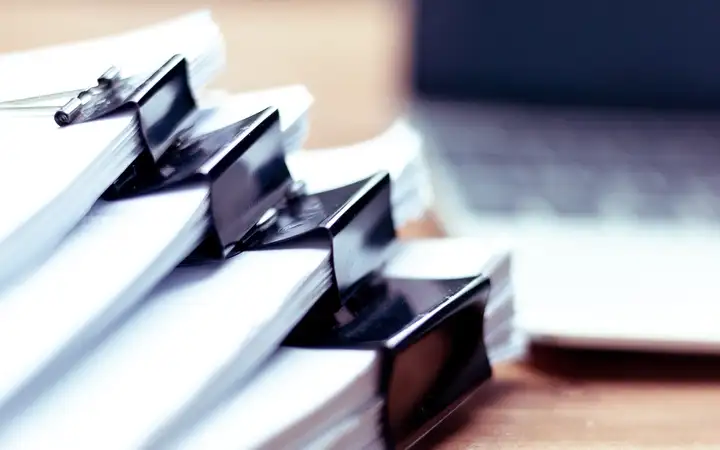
(287, 119, 433, 225)
(0, 11, 224, 104)
(304, 402, 383, 450)
(176, 348, 379, 450)
(287, 119, 426, 194)
(195, 85, 313, 138)
(0, 186, 208, 420)
(383, 238, 511, 283)
(0, 248, 331, 450)
(0, 115, 139, 288)
(0, 116, 132, 249)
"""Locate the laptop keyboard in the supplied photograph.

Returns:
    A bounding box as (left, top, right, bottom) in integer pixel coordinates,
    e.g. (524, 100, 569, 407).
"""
(421, 102, 720, 221)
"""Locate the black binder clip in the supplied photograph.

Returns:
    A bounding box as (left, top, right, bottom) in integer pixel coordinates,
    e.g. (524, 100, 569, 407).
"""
(242, 170, 398, 312)
(54, 55, 198, 199)
(286, 264, 494, 448)
(107, 105, 295, 261)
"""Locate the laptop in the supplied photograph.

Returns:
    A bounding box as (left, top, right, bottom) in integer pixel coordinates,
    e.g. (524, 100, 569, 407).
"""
(408, 0, 720, 353)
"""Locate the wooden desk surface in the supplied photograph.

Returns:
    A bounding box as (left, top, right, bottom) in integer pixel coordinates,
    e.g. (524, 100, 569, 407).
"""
(4, 1, 720, 448)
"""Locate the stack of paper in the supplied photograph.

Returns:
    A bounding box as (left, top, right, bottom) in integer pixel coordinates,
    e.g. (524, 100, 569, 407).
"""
(0, 81, 432, 420)
(287, 118, 433, 224)
(0, 113, 436, 449)
(164, 239, 521, 449)
(0, 11, 225, 288)
(0, 248, 334, 449)
(0, 11, 524, 450)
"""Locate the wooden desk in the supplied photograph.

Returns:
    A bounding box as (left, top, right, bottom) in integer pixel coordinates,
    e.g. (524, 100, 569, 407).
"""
(4, 1, 720, 447)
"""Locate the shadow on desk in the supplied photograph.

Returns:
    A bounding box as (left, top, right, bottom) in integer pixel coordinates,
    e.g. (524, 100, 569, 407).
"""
(414, 344, 720, 448)
(411, 377, 519, 450)
(528, 343, 720, 382)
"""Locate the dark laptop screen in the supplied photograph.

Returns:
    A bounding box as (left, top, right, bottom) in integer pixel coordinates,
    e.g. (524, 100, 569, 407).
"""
(411, 0, 720, 110)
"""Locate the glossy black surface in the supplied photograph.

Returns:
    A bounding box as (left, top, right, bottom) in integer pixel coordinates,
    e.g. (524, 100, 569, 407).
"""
(248, 172, 397, 318)
(180, 108, 294, 260)
(88, 56, 198, 199)
(110, 107, 293, 260)
(286, 273, 492, 447)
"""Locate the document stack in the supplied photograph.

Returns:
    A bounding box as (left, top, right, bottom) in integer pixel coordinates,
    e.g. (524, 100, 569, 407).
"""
(0, 11, 524, 450)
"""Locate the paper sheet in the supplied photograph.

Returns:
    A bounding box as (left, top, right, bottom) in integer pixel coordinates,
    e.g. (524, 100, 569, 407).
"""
(287, 119, 433, 225)
(0, 186, 208, 421)
(304, 402, 383, 450)
(0, 248, 331, 450)
(287, 119, 426, 194)
(0, 115, 141, 290)
(383, 238, 510, 283)
(195, 85, 313, 138)
(0, 116, 132, 248)
(176, 348, 379, 450)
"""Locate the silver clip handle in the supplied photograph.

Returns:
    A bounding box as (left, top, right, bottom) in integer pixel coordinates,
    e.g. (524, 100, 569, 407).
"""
(0, 65, 123, 116)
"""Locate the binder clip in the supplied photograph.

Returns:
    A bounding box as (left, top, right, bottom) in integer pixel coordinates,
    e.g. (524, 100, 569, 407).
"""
(242, 171, 398, 317)
(76, 56, 199, 198)
(0, 55, 198, 199)
(285, 262, 495, 448)
(107, 105, 294, 260)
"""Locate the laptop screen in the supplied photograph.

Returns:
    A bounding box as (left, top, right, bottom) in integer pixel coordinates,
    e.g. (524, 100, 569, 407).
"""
(411, 0, 720, 110)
